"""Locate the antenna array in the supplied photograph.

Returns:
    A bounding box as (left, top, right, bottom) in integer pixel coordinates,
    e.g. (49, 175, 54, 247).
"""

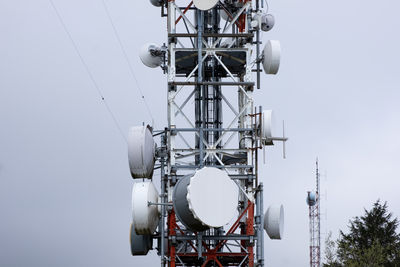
(128, 1, 288, 266)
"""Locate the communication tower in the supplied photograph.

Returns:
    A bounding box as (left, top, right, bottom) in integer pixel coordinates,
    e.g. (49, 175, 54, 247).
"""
(128, 1, 287, 266)
(306, 160, 321, 267)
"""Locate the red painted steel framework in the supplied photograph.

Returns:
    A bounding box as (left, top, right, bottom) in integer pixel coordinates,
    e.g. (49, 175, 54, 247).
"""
(168, 201, 255, 267)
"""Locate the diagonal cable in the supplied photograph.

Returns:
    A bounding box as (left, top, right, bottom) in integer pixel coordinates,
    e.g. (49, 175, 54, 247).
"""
(49, 0, 127, 143)
(101, 0, 155, 124)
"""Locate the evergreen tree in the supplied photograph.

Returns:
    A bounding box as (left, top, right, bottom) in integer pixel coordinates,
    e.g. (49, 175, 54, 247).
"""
(324, 200, 400, 267)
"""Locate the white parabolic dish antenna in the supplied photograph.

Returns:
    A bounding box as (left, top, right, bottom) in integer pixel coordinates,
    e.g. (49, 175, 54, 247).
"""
(262, 40, 281, 75)
(264, 204, 284, 240)
(128, 125, 155, 178)
(132, 180, 159, 235)
(173, 167, 238, 231)
(193, 0, 219, 11)
(262, 110, 274, 140)
(139, 43, 163, 68)
(188, 167, 238, 227)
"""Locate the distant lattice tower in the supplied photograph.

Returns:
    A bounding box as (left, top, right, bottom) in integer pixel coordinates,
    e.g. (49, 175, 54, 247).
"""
(306, 160, 321, 267)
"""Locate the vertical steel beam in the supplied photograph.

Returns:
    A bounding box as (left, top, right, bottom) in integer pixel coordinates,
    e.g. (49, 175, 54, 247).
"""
(197, 10, 204, 167)
(160, 131, 166, 267)
(255, 183, 264, 267)
(256, 0, 261, 89)
(167, 1, 176, 177)
(260, 183, 264, 267)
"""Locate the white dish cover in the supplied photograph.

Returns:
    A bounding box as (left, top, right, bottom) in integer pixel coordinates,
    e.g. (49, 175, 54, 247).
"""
(139, 43, 163, 68)
(262, 110, 273, 140)
(128, 125, 155, 178)
(187, 167, 238, 228)
(264, 204, 284, 239)
(262, 40, 281, 75)
(132, 180, 159, 235)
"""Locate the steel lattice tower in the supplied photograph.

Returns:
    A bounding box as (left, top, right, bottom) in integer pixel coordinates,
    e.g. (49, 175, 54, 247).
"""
(160, 3, 262, 265)
(307, 160, 321, 267)
(129, 1, 286, 266)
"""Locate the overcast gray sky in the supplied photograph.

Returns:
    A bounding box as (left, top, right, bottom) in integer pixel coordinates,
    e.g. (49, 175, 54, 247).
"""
(1, 0, 399, 266)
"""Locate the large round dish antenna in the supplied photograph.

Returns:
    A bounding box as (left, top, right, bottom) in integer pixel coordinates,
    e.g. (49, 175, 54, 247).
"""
(262, 40, 281, 75)
(130, 223, 153, 255)
(128, 125, 155, 178)
(193, 0, 219, 11)
(173, 175, 208, 231)
(173, 167, 238, 231)
(264, 204, 284, 240)
(131, 180, 160, 235)
(139, 43, 163, 68)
